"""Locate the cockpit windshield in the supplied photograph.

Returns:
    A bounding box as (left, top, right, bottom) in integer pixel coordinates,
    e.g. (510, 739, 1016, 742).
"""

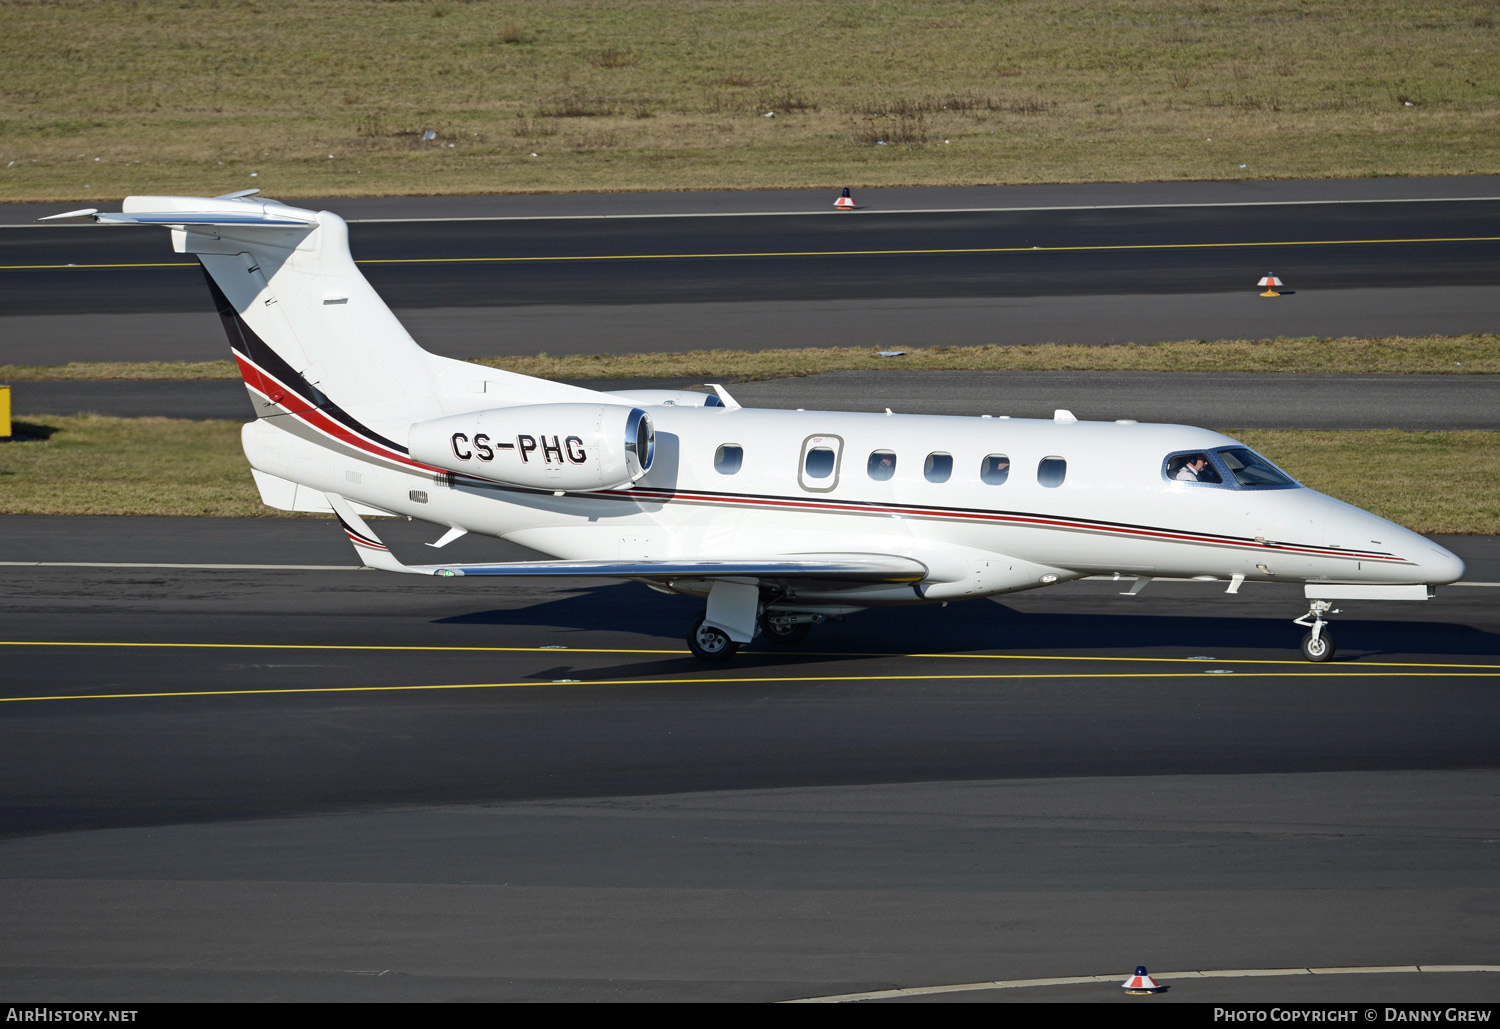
(1162, 447, 1299, 489)
(1215, 447, 1297, 487)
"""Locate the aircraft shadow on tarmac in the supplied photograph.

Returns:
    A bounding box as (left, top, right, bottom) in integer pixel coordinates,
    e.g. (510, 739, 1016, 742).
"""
(434, 583, 1498, 668)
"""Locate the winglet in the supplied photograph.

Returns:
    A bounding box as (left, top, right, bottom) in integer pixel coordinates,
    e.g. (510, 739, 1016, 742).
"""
(326, 493, 418, 574)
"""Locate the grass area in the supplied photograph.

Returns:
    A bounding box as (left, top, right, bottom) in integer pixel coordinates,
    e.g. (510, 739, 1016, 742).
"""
(2, 1, 1497, 201)
(1, 416, 257, 517)
(1232, 429, 1500, 536)
(3, 416, 1496, 532)
(1, 334, 1496, 382)
(0, 361, 241, 382)
(477, 334, 1500, 380)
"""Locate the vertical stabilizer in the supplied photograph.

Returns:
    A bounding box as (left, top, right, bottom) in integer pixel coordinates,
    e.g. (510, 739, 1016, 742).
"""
(42, 192, 615, 449)
(50, 193, 452, 441)
(145, 196, 440, 438)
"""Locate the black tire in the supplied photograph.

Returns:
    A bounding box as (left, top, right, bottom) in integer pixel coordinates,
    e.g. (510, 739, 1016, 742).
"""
(762, 617, 811, 646)
(1300, 630, 1335, 662)
(688, 617, 740, 662)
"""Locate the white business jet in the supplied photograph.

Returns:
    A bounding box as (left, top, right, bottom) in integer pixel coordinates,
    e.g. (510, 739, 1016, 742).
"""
(44, 192, 1465, 662)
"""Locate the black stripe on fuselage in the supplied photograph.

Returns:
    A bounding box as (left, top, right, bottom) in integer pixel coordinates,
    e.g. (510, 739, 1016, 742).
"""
(199, 263, 409, 456)
(443, 476, 1398, 563)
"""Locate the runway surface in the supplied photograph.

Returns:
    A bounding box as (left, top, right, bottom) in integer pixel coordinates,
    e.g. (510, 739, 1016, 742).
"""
(10, 196, 1500, 315)
(1, 518, 1497, 1001)
(2, 177, 1498, 362)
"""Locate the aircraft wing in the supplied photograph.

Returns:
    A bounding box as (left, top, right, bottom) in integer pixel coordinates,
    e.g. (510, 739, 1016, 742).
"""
(383, 555, 924, 583)
(327, 495, 926, 585)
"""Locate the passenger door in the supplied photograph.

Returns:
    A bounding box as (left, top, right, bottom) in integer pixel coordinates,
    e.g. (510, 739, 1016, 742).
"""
(797, 434, 844, 493)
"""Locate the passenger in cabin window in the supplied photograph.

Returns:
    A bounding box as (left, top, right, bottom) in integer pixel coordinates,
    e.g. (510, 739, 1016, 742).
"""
(868, 451, 896, 481)
(981, 455, 1010, 484)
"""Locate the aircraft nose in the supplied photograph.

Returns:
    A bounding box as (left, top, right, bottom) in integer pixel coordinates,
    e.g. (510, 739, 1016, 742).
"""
(1420, 542, 1466, 585)
(1322, 503, 1465, 584)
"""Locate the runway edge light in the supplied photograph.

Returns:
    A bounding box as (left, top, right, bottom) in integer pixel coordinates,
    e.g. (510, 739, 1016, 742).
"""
(1122, 965, 1165, 994)
(1258, 273, 1284, 297)
(834, 187, 857, 210)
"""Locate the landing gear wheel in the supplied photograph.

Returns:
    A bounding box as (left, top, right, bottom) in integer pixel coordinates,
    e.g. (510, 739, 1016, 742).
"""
(1300, 630, 1335, 662)
(762, 618, 811, 646)
(688, 617, 740, 662)
(1294, 600, 1340, 663)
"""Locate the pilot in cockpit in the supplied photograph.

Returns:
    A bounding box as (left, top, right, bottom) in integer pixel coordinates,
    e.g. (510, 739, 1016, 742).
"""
(1173, 454, 1221, 483)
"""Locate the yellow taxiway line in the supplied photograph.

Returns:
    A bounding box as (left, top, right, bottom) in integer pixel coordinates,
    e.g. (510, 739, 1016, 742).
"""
(4, 234, 1499, 271)
(0, 640, 1495, 703)
(357, 235, 1500, 264)
(1, 639, 1496, 669)
(4, 669, 1500, 704)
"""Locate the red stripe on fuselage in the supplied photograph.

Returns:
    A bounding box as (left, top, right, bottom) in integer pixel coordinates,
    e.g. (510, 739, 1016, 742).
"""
(232, 352, 1405, 568)
(234, 353, 447, 475)
(598, 486, 1407, 565)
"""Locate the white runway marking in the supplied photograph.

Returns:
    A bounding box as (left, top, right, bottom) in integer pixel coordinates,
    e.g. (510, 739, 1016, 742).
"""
(0, 561, 356, 571)
(347, 195, 1500, 224)
(788, 963, 1500, 1002)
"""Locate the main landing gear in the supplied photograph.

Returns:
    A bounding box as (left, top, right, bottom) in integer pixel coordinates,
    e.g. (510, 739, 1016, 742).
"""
(688, 617, 740, 662)
(760, 614, 813, 646)
(687, 612, 819, 661)
(1293, 600, 1339, 662)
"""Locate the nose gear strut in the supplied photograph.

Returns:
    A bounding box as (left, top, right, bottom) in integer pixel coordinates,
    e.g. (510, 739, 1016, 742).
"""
(1293, 600, 1341, 662)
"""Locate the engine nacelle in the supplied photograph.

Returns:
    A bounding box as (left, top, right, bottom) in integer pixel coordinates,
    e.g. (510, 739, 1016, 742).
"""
(408, 403, 654, 491)
(605, 389, 724, 408)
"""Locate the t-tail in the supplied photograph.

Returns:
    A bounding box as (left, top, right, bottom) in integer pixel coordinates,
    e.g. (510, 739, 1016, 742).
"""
(42, 190, 602, 454)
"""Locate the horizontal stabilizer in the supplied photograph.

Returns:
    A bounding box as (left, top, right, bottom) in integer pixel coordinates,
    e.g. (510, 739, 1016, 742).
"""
(40, 193, 317, 228)
(37, 208, 100, 222)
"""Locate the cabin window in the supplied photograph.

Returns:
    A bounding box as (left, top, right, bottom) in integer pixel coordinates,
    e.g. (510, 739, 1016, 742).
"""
(1037, 456, 1067, 487)
(714, 444, 743, 475)
(1217, 447, 1297, 487)
(980, 454, 1011, 484)
(868, 450, 897, 480)
(804, 447, 837, 479)
(1165, 451, 1224, 485)
(924, 452, 953, 483)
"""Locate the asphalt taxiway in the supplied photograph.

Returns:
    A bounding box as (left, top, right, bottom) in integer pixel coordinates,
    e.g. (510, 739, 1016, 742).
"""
(0, 519, 1496, 1001)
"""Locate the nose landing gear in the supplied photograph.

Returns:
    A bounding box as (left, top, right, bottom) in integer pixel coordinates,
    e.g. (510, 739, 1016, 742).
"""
(1293, 600, 1340, 662)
